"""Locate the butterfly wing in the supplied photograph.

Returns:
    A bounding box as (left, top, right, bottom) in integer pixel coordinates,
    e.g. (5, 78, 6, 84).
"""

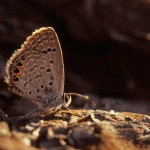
(5, 27, 64, 105)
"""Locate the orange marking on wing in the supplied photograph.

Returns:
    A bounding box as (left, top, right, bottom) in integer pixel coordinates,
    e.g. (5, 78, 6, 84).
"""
(15, 66, 25, 77)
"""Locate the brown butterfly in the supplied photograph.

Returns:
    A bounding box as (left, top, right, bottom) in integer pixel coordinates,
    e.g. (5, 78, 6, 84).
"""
(5, 27, 90, 118)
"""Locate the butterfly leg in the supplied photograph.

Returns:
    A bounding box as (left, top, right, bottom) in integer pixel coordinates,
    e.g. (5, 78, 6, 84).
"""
(63, 93, 72, 109)
(66, 93, 96, 107)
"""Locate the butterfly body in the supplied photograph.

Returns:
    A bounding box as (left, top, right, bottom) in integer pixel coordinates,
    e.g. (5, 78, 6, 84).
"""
(5, 27, 66, 115)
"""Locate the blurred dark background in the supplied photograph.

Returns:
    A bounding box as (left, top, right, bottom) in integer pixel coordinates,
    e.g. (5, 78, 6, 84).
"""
(0, 0, 150, 116)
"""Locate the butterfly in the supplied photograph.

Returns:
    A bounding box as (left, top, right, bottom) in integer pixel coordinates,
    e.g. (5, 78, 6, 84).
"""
(5, 27, 89, 117)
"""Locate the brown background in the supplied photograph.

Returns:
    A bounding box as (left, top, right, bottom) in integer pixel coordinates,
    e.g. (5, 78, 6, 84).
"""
(0, 0, 150, 116)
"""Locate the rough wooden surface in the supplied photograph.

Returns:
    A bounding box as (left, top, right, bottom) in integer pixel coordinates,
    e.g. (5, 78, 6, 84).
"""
(0, 109, 149, 150)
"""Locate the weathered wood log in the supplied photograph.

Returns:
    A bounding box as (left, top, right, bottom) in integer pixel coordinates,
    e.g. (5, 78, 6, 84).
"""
(0, 109, 149, 150)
